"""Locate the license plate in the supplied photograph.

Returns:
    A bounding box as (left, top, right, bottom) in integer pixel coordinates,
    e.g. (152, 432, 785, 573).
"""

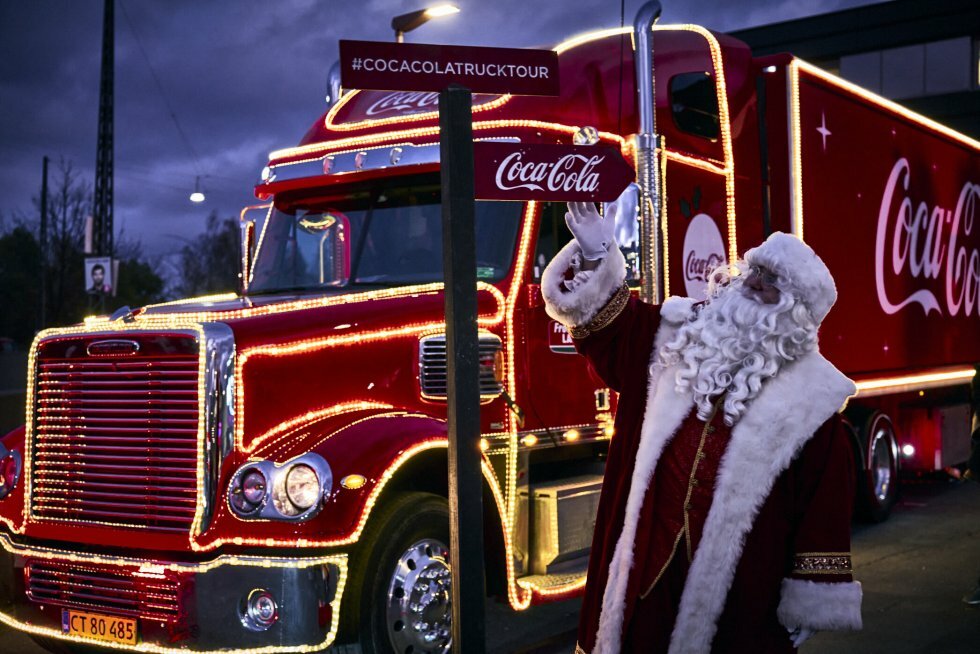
(61, 609, 138, 645)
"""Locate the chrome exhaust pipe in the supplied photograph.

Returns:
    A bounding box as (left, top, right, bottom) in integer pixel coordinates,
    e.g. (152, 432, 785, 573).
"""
(633, 1, 663, 304)
(326, 60, 342, 107)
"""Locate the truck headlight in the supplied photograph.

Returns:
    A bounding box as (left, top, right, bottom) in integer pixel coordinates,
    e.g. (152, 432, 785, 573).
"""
(0, 451, 21, 500)
(227, 454, 331, 521)
(229, 468, 267, 515)
(285, 464, 320, 510)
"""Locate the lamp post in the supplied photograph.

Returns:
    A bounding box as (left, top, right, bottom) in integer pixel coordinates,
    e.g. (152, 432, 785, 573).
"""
(391, 4, 459, 42)
(189, 176, 205, 203)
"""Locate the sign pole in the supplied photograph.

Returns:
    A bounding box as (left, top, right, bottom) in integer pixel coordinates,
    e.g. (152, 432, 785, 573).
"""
(440, 83, 486, 654)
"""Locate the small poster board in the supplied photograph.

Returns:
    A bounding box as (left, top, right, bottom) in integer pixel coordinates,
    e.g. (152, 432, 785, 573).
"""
(84, 256, 113, 297)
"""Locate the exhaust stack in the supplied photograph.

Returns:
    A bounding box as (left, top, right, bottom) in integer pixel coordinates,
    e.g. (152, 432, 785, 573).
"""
(633, 1, 663, 304)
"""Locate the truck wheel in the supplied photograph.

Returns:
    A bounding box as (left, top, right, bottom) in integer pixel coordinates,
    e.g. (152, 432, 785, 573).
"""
(345, 491, 452, 654)
(857, 412, 899, 522)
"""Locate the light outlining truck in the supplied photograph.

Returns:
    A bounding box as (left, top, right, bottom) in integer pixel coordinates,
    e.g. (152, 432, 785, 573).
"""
(1, 2, 978, 653)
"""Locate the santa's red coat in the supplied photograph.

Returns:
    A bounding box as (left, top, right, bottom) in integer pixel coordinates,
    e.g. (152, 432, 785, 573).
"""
(540, 242, 863, 654)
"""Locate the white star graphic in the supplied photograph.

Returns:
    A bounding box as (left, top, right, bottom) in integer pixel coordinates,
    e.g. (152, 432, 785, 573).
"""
(816, 113, 831, 151)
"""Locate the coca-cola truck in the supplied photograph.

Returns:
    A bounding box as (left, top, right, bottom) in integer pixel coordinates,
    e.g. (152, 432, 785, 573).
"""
(1, 4, 977, 653)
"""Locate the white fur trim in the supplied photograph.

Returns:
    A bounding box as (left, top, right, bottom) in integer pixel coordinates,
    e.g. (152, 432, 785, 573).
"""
(668, 354, 855, 654)
(659, 296, 697, 325)
(592, 316, 857, 654)
(745, 232, 837, 324)
(542, 241, 626, 328)
(777, 578, 863, 631)
(593, 326, 694, 654)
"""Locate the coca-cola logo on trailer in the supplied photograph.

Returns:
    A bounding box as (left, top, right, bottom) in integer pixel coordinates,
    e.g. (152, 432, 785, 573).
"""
(875, 158, 980, 318)
(682, 214, 727, 300)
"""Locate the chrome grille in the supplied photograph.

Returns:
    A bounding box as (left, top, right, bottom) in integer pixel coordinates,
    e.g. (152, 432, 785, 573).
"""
(26, 560, 181, 621)
(419, 334, 502, 399)
(30, 335, 200, 532)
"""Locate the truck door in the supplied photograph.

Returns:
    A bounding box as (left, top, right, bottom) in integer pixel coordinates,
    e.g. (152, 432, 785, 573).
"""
(521, 201, 641, 439)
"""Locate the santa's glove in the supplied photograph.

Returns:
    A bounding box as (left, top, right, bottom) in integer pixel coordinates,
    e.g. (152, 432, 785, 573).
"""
(789, 626, 815, 648)
(564, 183, 638, 261)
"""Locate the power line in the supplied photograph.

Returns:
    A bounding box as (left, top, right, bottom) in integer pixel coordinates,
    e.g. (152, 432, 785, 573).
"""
(118, 0, 206, 178)
(10, 142, 243, 192)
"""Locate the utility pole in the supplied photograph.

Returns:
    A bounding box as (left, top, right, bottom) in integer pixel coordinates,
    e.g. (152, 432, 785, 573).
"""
(39, 156, 49, 330)
(91, 0, 114, 313)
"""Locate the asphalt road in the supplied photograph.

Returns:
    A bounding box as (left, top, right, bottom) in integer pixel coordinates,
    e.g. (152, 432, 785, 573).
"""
(2, 478, 979, 654)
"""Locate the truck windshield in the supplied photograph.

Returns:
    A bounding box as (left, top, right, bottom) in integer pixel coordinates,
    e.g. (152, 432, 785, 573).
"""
(249, 178, 523, 293)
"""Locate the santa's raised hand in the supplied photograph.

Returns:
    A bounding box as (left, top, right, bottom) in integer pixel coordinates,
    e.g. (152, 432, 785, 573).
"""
(564, 184, 638, 261)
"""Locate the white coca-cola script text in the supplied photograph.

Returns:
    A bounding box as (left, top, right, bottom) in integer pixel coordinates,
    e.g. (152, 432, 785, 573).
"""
(365, 91, 440, 117)
(494, 152, 603, 193)
(875, 157, 980, 318)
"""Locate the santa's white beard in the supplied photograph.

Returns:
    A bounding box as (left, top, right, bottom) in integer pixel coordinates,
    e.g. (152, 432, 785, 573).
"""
(658, 278, 818, 426)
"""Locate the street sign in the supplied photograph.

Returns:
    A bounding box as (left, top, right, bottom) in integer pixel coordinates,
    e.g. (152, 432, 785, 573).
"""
(339, 40, 559, 96)
(337, 38, 571, 654)
(474, 142, 635, 202)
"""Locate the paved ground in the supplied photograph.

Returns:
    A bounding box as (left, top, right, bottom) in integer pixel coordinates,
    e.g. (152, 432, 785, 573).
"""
(494, 476, 980, 654)
(3, 477, 979, 654)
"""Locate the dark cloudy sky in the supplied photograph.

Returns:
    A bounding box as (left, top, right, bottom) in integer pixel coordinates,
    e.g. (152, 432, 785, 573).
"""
(1, 0, 882, 261)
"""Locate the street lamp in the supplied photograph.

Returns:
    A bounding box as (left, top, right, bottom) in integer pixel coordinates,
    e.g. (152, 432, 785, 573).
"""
(391, 4, 459, 43)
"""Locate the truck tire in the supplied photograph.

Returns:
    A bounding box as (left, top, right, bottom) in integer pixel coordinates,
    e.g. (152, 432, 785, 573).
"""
(857, 412, 899, 522)
(343, 491, 452, 654)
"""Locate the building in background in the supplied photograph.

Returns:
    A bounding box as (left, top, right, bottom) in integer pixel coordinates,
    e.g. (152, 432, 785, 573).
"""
(731, 0, 980, 138)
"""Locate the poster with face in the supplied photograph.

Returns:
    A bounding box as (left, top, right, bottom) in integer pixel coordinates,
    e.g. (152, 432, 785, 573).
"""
(84, 256, 113, 296)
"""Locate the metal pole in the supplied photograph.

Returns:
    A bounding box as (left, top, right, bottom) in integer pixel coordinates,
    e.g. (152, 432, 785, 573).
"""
(39, 156, 49, 329)
(93, 0, 114, 259)
(439, 84, 486, 654)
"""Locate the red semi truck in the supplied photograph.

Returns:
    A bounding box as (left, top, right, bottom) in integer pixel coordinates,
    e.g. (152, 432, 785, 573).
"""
(1, 5, 978, 654)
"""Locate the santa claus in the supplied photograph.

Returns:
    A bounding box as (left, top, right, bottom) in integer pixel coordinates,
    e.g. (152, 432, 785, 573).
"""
(542, 188, 863, 654)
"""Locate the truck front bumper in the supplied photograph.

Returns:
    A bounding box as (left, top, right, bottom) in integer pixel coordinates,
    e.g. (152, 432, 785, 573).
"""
(0, 533, 348, 653)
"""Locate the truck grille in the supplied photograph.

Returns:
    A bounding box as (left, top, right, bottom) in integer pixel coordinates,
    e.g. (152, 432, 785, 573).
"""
(26, 560, 182, 621)
(30, 335, 201, 532)
(419, 334, 503, 399)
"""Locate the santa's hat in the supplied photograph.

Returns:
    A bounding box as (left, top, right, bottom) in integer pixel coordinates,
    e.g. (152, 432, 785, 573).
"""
(744, 232, 837, 324)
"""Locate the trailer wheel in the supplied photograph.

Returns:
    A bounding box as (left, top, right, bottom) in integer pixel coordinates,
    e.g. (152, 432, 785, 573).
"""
(343, 491, 452, 654)
(857, 412, 899, 522)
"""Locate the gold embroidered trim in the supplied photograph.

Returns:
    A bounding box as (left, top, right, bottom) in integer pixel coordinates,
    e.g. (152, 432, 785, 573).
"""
(683, 400, 720, 562)
(642, 401, 723, 598)
(640, 527, 686, 599)
(793, 553, 852, 574)
(575, 644, 589, 654)
(570, 282, 630, 339)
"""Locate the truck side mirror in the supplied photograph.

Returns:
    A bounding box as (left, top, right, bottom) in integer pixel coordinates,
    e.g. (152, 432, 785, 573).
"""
(241, 219, 256, 294)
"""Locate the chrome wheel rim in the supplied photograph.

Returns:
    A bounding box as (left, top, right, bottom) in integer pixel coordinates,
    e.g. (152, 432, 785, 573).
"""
(385, 538, 452, 654)
(870, 427, 894, 502)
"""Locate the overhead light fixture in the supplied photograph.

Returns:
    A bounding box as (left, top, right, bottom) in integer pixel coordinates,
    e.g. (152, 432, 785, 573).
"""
(392, 4, 460, 42)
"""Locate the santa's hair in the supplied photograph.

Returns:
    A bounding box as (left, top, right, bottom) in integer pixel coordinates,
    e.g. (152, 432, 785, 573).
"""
(657, 261, 818, 425)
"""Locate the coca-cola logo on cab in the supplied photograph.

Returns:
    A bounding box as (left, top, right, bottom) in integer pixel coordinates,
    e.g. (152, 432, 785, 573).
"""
(364, 91, 440, 117)
(494, 151, 602, 194)
(681, 213, 727, 300)
(686, 251, 725, 283)
(875, 157, 980, 318)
